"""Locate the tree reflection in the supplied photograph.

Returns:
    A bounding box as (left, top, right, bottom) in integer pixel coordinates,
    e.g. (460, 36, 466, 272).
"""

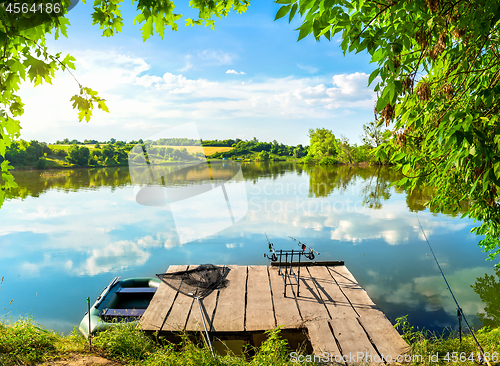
(471, 268, 500, 328)
(6, 163, 470, 219)
(361, 167, 393, 209)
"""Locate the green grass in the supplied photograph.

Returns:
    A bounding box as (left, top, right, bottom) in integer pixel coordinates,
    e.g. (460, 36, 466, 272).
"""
(0, 319, 312, 366)
(395, 315, 500, 365)
(0, 316, 86, 365)
(1, 317, 498, 366)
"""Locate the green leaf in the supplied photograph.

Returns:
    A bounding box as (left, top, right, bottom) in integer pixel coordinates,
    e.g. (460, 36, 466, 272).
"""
(97, 100, 109, 113)
(392, 152, 405, 161)
(275, 5, 291, 20)
(289, 3, 298, 23)
(141, 16, 154, 41)
(297, 20, 312, 41)
(368, 68, 379, 86)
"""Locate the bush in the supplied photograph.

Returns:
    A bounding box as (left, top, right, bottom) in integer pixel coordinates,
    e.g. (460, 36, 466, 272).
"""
(318, 156, 337, 165)
(53, 148, 68, 157)
(36, 157, 47, 170)
(301, 155, 315, 164)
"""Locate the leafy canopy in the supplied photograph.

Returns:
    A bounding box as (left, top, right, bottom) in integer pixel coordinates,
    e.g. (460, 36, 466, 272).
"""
(276, 0, 500, 261)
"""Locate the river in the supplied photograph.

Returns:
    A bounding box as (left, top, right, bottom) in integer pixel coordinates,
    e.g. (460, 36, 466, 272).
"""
(0, 162, 497, 333)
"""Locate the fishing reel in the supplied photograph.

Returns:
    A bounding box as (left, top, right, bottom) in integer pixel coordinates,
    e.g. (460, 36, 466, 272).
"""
(291, 236, 319, 260)
(301, 244, 315, 260)
(264, 242, 278, 261)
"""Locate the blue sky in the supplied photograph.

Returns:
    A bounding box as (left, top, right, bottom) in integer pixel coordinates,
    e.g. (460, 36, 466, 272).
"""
(19, 1, 377, 145)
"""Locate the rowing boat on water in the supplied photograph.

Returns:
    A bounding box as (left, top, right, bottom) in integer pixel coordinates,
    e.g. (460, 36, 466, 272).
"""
(79, 276, 160, 337)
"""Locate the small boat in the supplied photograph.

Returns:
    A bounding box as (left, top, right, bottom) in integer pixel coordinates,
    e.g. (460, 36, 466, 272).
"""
(79, 276, 160, 337)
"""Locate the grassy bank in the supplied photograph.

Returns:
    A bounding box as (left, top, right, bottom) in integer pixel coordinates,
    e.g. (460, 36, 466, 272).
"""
(1, 317, 499, 366)
(394, 316, 500, 366)
(0, 319, 309, 366)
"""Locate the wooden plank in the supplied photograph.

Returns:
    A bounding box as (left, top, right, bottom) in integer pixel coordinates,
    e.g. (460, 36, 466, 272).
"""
(271, 260, 344, 267)
(329, 317, 382, 366)
(211, 265, 247, 332)
(306, 266, 358, 319)
(245, 266, 275, 331)
(295, 267, 331, 322)
(306, 321, 343, 361)
(161, 265, 196, 332)
(327, 266, 381, 318)
(140, 265, 187, 331)
(358, 314, 408, 364)
(268, 266, 302, 328)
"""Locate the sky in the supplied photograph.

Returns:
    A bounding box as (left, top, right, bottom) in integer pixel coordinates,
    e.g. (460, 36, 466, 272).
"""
(18, 1, 378, 146)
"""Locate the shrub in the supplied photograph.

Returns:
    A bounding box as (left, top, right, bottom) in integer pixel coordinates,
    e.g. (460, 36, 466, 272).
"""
(318, 156, 336, 165)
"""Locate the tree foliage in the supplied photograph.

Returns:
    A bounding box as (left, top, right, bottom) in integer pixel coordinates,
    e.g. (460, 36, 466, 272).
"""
(307, 128, 338, 159)
(277, 0, 500, 261)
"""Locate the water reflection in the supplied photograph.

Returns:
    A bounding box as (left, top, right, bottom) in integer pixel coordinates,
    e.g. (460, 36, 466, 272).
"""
(0, 163, 495, 334)
(471, 268, 500, 328)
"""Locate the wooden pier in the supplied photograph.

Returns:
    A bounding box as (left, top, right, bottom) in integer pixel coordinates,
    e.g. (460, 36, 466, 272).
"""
(140, 263, 408, 364)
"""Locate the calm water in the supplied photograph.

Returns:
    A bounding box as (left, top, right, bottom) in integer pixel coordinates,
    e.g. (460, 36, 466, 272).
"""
(0, 163, 498, 333)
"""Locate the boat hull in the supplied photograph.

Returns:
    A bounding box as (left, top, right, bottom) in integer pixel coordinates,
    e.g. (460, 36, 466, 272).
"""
(79, 277, 160, 337)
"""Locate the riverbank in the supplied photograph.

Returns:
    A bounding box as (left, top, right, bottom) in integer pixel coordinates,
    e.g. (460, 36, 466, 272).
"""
(1, 318, 498, 365)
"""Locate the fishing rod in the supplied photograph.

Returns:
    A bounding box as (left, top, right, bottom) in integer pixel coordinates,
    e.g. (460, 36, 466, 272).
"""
(264, 233, 278, 261)
(288, 236, 319, 260)
(416, 213, 492, 366)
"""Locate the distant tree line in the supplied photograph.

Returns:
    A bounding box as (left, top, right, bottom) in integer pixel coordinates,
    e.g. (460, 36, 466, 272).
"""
(209, 138, 307, 161)
(0, 140, 50, 169)
(201, 139, 240, 147)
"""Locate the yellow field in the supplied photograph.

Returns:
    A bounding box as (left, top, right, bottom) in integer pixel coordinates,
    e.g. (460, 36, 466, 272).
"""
(159, 146, 234, 155)
(50, 144, 233, 156)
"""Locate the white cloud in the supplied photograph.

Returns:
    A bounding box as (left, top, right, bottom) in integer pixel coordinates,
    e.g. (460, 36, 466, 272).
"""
(297, 64, 319, 74)
(365, 266, 496, 319)
(179, 55, 193, 72)
(198, 49, 235, 65)
(226, 69, 245, 75)
(17, 49, 377, 142)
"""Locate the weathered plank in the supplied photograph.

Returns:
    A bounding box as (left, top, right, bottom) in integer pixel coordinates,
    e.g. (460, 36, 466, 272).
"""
(211, 265, 247, 332)
(268, 266, 302, 328)
(295, 267, 331, 322)
(161, 265, 196, 332)
(140, 265, 187, 331)
(271, 261, 344, 267)
(245, 266, 275, 331)
(306, 321, 342, 360)
(358, 314, 408, 364)
(306, 266, 358, 319)
(329, 317, 382, 366)
(327, 266, 381, 318)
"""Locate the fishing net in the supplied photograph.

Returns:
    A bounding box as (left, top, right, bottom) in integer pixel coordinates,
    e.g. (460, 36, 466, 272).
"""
(156, 264, 230, 299)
